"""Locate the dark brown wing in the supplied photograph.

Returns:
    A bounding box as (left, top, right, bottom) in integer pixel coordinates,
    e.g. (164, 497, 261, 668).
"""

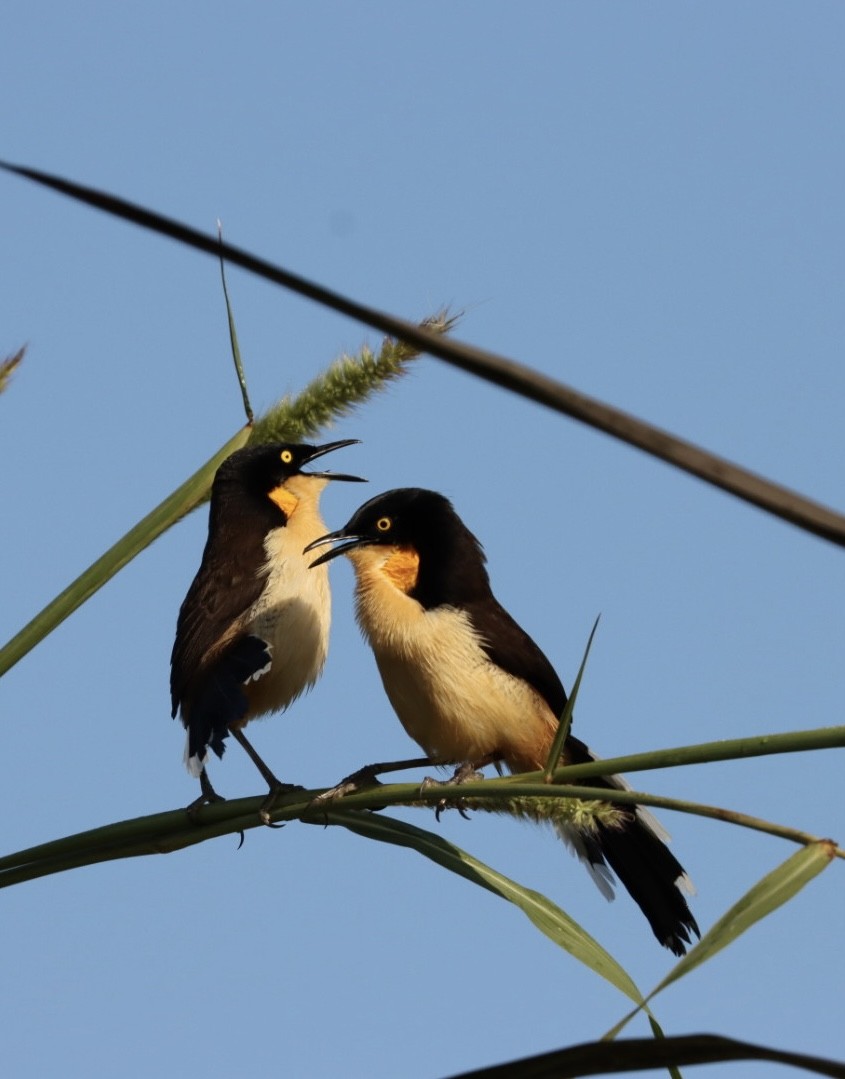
(466, 596, 568, 718)
(183, 633, 272, 763)
(170, 541, 269, 720)
(469, 597, 699, 954)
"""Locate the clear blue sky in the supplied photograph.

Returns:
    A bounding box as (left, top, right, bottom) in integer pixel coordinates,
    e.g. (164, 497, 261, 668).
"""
(3, 4, 843, 1077)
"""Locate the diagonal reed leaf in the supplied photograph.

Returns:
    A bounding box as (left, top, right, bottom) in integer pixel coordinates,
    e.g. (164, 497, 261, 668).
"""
(543, 614, 600, 780)
(315, 807, 646, 1006)
(444, 1032, 845, 1079)
(646, 1016, 683, 1079)
(217, 221, 253, 423)
(3, 159, 845, 546)
(0, 426, 251, 677)
(0, 312, 454, 679)
(604, 841, 837, 1040)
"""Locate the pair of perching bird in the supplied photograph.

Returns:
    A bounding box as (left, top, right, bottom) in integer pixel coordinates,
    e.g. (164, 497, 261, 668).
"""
(171, 440, 699, 956)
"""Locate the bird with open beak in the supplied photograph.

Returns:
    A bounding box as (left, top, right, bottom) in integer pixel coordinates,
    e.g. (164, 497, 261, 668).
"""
(171, 439, 364, 815)
(308, 486, 699, 955)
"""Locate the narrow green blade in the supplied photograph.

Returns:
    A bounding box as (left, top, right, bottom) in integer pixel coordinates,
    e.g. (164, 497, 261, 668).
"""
(605, 841, 837, 1039)
(0, 427, 251, 677)
(217, 221, 253, 423)
(543, 614, 600, 779)
(647, 1015, 683, 1079)
(320, 809, 645, 1006)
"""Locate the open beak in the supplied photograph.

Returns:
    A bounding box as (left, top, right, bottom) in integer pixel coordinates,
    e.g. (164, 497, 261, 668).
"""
(305, 529, 371, 567)
(302, 439, 366, 483)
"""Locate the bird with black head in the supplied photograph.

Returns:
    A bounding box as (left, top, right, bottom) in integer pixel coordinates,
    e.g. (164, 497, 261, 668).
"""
(308, 487, 700, 955)
(171, 440, 364, 817)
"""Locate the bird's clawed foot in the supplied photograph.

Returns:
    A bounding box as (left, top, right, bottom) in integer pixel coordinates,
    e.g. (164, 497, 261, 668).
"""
(308, 756, 433, 810)
(186, 769, 226, 819)
(309, 765, 385, 809)
(186, 771, 247, 846)
(421, 761, 485, 821)
(259, 781, 306, 825)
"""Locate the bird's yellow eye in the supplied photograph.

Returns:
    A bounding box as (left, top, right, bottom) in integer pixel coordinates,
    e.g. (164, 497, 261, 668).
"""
(376, 516, 392, 532)
(280, 449, 294, 464)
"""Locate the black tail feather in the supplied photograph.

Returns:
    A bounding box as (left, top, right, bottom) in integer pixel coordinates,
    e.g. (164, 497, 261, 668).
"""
(594, 816, 699, 956)
(564, 736, 700, 956)
(184, 636, 272, 764)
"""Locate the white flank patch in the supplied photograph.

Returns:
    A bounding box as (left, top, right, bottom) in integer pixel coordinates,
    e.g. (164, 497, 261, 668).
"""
(635, 804, 671, 844)
(555, 821, 617, 901)
(245, 651, 273, 684)
(676, 871, 697, 895)
(183, 733, 207, 777)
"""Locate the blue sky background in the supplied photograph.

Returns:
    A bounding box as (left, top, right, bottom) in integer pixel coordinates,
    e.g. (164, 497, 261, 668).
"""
(3, 4, 844, 1077)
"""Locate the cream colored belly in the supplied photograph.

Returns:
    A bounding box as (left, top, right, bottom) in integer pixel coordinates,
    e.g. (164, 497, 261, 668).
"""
(242, 518, 331, 721)
(364, 603, 553, 768)
(245, 594, 330, 718)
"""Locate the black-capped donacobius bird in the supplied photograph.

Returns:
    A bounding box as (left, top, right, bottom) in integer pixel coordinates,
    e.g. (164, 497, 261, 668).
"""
(308, 487, 699, 955)
(170, 440, 364, 815)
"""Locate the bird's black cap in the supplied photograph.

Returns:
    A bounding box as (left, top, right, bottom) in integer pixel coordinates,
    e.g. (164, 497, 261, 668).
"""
(216, 439, 365, 494)
(306, 487, 491, 608)
(306, 487, 456, 565)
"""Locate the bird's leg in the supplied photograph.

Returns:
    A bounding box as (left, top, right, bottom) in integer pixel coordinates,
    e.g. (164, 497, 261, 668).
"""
(185, 770, 247, 848)
(185, 768, 225, 819)
(420, 755, 500, 789)
(229, 727, 303, 824)
(420, 754, 503, 821)
(310, 756, 435, 807)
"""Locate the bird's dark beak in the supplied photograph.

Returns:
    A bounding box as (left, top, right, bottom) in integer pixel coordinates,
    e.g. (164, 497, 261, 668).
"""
(305, 529, 370, 567)
(301, 439, 366, 483)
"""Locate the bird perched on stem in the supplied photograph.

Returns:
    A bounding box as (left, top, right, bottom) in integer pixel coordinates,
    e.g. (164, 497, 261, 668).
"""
(170, 440, 364, 816)
(308, 487, 699, 955)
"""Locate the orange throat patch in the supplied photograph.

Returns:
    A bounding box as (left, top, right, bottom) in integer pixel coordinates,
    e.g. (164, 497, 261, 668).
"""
(268, 485, 299, 519)
(382, 546, 420, 593)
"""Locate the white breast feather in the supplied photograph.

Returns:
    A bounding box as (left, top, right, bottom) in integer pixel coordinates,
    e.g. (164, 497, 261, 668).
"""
(244, 480, 332, 717)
